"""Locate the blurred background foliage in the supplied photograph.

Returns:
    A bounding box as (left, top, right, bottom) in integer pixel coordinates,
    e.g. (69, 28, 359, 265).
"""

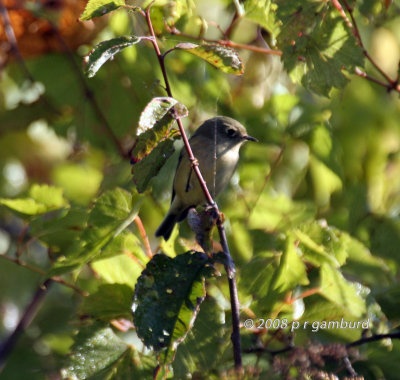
(0, 0, 400, 379)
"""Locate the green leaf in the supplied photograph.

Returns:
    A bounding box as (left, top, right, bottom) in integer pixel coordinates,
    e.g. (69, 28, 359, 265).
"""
(48, 188, 143, 275)
(319, 263, 366, 318)
(0, 184, 68, 216)
(84, 36, 143, 78)
(132, 136, 179, 193)
(272, 233, 309, 292)
(244, 0, 279, 36)
(131, 97, 188, 163)
(293, 222, 346, 268)
(344, 234, 391, 286)
(133, 251, 215, 364)
(79, 284, 133, 322)
(61, 324, 155, 379)
(173, 297, 227, 377)
(79, 0, 126, 21)
(30, 207, 88, 252)
(239, 251, 277, 299)
(276, 1, 364, 96)
(248, 193, 316, 231)
(176, 43, 244, 75)
(92, 249, 147, 288)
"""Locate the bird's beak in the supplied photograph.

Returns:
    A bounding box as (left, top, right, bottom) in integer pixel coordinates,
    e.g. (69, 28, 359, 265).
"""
(243, 135, 258, 142)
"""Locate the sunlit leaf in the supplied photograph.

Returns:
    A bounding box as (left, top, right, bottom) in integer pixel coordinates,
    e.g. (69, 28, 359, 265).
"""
(176, 43, 244, 75)
(133, 251, 215, 364)
(0, 184, 68, 216)
(84, 36, 143, 78)
(131, 97, 188, 163)
(92, 249, 147, 288)
(319, 263, 366, 318)
(80, 0, 126, 21)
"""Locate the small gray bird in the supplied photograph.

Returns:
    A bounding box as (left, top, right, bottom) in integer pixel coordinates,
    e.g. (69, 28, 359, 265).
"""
(155, 116, 257, 240)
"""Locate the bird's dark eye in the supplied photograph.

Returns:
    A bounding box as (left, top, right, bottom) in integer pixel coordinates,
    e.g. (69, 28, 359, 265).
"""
(226, 128, 236, 137)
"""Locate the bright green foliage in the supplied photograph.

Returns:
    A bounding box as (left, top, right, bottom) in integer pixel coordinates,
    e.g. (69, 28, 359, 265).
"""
(79, 0, 126, 21)
(244, 0, 278, 36)
(176, 43, 244, 75)
(1, 0, 400, 379)
(319, 263, 365, 318)
(84, 36, 143, 78)
(133, 252, 214, 365)
(275, 1, 364, 96)
(0, 184, 68, 216)
(132, 97, 188, 162)
(48, 187, 143, 275)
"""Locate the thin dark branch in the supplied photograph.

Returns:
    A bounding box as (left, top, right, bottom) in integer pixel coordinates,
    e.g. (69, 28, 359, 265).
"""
(224, 10, 240, 39)
(244, 344, 294, 356)
(144, 5, 242, 371)
(167, 26, 282, 56)
(0, 279, 52, 372)
(341, 0, 400, 93)
(346, 331, 400, 348)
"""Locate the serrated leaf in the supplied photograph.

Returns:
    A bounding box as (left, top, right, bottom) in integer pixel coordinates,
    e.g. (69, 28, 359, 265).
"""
(294, 226, 341, 268)
(0, 184, 68, 216)
(176, 43, 244, 75)
(131, 97, 187, 163)
(80, 0, 126, 21)
(48, 188, 143, 276)
(132, 251, 215, 364)
(132, 136, 179, 193)
(276, 1, 364, 96)
(319, 263, 366, 318)
(61, 324, 155, 379)
(84, 36, 143, 78)
(79, 284, 133, 322)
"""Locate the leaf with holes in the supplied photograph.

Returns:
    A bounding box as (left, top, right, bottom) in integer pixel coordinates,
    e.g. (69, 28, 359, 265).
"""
(61, 324, 155, 379)
(176, 43, 244, 75)
(132, 251, 215, 364)
(131, 97, 188, 163)
(80, 0, 126, 21)
(84, 36, 143, 78)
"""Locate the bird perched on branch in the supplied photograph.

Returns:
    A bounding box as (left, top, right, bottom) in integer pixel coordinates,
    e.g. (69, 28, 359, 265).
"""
(155, 116, 257, 240)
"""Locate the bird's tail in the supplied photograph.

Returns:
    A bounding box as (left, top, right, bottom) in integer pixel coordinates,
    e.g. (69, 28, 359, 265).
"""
(155, 212, 179, 240)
